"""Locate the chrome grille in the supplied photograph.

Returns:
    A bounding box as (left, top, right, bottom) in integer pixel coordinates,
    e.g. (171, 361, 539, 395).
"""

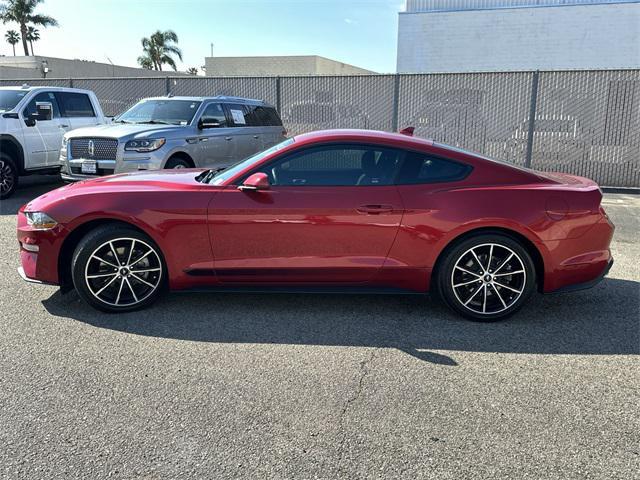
(70, 138, 118, 160)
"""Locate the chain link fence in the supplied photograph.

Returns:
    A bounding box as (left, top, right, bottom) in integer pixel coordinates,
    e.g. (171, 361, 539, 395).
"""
(3, 70, 638, 187)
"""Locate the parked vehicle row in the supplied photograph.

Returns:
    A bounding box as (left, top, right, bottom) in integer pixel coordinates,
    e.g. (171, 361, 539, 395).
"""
(0, 85, 285, 199)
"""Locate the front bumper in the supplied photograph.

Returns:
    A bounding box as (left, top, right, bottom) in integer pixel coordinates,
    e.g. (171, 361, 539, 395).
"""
(17, 209, 65, 286)
(60, 149, 165, 181)
(17, 266, 57, 286)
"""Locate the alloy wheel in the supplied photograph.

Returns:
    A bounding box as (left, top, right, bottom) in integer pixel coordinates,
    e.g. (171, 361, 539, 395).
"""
(450, 243, 526, 316)
(0, 159, 15, 195)
(84, 237, 163, 307)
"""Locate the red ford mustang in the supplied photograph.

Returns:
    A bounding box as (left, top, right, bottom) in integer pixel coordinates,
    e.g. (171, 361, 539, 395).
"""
(17, 129, 614, 321)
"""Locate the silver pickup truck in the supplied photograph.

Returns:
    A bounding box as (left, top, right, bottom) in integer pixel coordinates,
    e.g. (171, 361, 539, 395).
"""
(60, 95, 286, 180)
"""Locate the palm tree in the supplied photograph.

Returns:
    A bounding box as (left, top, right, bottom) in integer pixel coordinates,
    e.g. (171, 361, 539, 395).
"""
(137, 55, 154, 70)
(186, 67, 198, 75)
(25, 24, 37, 54)
(1, 0, 58, 56)
(137, 30, 182, 71)
(4, 29, 19, 55)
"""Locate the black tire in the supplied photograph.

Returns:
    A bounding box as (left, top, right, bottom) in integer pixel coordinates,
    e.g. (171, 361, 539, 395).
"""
(0, 153, 18, 200)
(71, 224, 167, 313)
(437, 233, 536, 322)
(164, 156, 192, 169)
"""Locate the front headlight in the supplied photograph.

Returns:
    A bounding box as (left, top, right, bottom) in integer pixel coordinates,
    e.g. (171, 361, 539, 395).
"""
(25, 212, 58, 230)
(125, 138, 166, 152)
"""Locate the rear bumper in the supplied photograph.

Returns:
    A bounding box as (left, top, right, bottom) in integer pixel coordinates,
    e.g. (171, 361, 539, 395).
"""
(546, 258, 613, 294)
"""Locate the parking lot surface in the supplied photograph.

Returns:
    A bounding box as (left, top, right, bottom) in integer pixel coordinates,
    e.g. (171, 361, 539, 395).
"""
(1, 177, 638, 479)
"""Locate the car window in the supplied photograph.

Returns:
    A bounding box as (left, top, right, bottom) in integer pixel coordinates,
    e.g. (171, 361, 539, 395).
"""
(200, 102, 227, 127)
(396, 151, 471, 184)
(0, 89, 29, 113)
(23, 91, 60, 119)
(54, 92, 95, 118)
(117, 99, 201, 125)
(225, 103, 248, 127)
(252, 144, 402, 187)
(245, 105, 283, 127)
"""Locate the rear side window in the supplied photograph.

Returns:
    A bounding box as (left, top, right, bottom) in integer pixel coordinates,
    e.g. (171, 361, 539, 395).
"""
(245, 104, 283, 126)
(55, 92, 95, 118)
(396, 151, 471, 184)
(225, 103, 248, 127)
(23, 91, 60, 119)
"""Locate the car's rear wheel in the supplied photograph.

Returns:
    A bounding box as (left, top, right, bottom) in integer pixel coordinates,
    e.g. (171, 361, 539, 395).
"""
(72, 225, 166, 312)
(437, 234, 536, 321)
(0, 154, 18, 200)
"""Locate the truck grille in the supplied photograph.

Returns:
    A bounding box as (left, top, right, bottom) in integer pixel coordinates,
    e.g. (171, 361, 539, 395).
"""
(70, 138, 118, 160)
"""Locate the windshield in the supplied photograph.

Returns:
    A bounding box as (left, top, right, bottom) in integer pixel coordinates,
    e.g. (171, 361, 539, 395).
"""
(207, 138, 295, 185)
(0, 90, 28, 113)
(116, 99, 201, 125)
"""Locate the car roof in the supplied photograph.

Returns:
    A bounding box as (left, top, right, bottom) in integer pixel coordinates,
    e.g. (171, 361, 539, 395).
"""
(293, 129, 435, 149)
(0, 85, 95, 95)
(143, 95, 272, 106)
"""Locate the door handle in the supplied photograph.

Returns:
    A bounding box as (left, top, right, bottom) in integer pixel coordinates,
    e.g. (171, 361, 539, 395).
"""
(59, 124, 70, 129)
(253, 135, 259, 139)
(357, 204, 395, 214)
(225, 136, 233, 141)
(199, 137, 208, 142)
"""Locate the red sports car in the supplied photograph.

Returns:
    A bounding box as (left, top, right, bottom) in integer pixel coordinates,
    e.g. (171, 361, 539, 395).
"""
(17, 130, 614, 321)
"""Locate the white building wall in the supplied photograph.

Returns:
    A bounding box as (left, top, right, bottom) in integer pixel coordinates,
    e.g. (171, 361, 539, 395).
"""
(397, 3, 640, 72)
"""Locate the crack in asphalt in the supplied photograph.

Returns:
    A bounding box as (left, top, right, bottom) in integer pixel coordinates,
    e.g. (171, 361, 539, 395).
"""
(335, 349, 378, 474)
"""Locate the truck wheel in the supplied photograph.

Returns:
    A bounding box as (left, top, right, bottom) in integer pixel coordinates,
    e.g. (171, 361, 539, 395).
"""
(0, 154, 18, 199)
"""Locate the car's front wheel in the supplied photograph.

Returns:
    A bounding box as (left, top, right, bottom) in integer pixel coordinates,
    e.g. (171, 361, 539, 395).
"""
(0, 154, 18, 200)
(437, 233, 536, 321)
(72, 225, 166, 312)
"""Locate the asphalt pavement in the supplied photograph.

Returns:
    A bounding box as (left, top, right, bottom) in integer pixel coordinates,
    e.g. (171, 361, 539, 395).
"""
(1, 176, 638, 479)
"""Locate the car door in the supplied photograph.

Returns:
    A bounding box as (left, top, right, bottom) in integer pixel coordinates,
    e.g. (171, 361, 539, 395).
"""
(223, 103, 257, 160)
(193, 102, 232, 167)
(21, 91, 65, 168)
(207, 143, 404, 284)
(55, 92, 100, 130)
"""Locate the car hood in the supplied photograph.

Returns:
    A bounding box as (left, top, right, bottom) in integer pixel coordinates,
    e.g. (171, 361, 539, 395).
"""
(25, 169, 212, 212)
(65, 123, 185, 139)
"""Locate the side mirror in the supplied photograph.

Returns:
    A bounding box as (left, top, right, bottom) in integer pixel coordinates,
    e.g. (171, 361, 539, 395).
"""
(35, 102, 53, 121)
(198, 118, 222, 129)
(238, 172, 270, 192)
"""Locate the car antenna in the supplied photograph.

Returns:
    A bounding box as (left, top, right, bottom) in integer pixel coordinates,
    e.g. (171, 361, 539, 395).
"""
(399, 126, 415, 136)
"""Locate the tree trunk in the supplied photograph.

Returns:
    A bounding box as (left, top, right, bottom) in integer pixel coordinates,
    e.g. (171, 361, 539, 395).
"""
(20, 24, 29, 56)
(12, 45, 16, 56)
(29, 40, 34, 55)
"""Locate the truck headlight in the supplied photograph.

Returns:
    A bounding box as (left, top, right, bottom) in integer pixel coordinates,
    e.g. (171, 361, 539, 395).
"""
(61, 136, 68, 147)
(25, 212, 58, 230)
(125, 138, 166, 152)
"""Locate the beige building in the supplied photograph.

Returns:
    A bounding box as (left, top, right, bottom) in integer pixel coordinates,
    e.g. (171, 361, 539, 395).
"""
(0, 55, 189, 79)
(205, 55, 374, 76)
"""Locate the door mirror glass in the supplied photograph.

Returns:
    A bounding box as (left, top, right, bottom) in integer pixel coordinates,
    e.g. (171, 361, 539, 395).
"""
(35, 102, 53, 121)
(198, 118, 222, 129)
(238, 172, 270, 192)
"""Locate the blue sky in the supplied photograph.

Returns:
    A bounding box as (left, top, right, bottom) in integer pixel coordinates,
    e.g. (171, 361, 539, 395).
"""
(5, 0, 404, 73)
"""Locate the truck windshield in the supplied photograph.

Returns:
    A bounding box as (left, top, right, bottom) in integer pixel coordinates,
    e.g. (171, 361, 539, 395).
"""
(0, 90, 28, 112)
(116, 99, 201, 125)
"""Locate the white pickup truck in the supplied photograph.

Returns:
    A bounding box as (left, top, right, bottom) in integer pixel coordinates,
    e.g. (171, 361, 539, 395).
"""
(0, 85, 109, 198)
